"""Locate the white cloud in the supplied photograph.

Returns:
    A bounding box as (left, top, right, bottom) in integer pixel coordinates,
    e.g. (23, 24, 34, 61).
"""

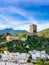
(0, 24, 6, 29)
(0, 15, 10, 22)
(0, 4, 49, 31)
(0, 13, 49, 32)
(37, 22, 49, 31)
(0, 6, 31, 21)
(0, 15, 49, 32)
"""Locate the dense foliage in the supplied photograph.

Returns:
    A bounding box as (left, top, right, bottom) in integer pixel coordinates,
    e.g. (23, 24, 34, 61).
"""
(13, 33, 26, 37)
(0, 34, 49, 54)
(0, 28, 49, 54)
(36, 59, 49, 65)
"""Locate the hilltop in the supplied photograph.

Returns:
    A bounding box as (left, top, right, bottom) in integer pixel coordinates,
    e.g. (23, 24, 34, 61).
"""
(0, 28, 49, 54)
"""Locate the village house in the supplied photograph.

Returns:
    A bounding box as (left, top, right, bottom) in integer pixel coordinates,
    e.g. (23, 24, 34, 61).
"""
(1, 51, 30, 63)
(29, 50, 49, 61)
(18, 53, 30, 63)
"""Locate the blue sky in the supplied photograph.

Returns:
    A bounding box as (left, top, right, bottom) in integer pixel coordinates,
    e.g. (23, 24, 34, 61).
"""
(0, 0, 49, 31)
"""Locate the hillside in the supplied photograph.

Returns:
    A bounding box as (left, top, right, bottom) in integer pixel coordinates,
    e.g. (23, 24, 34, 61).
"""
(0, 28, 49, 54)
(0, 35, 49, 54)
(38, 28, 49, 38)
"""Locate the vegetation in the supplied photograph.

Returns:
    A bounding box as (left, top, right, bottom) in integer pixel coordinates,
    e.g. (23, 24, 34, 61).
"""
(0, 55, 2, 59)
(27, 54, 32, 62)
(0, 28, 49, 54)
(13, 33, 26, 37)
(38, 28, 49, 38)
(36, 59, 49, 65)
(0, 29, 49, 65)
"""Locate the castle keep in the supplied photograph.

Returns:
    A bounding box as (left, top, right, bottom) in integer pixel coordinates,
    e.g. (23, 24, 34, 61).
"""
(6, 24, 37, 41)
(30, 24, 37, 33)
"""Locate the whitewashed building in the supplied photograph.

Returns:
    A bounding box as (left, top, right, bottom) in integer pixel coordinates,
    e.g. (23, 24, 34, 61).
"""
(29, 50, 49, 60)
(18, 53, 30, 63)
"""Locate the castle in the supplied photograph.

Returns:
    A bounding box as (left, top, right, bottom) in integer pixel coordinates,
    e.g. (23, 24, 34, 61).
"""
(6, 24, 37, 41)
(30, 24, 37, 33)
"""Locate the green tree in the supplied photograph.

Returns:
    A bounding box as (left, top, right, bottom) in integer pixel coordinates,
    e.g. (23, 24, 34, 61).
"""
(45, 62, 49, 65)
(27, 54, 32, 62)
(36, 59, 45, 65)
(0, 55, 2, 59)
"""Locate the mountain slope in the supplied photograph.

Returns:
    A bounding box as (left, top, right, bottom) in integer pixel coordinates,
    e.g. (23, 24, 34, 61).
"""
(0, 28, 27, 35)
(38, 28, 49, 38)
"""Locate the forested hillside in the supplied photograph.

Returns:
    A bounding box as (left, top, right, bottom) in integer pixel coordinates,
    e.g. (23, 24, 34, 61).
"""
(0, 28, 49, 54)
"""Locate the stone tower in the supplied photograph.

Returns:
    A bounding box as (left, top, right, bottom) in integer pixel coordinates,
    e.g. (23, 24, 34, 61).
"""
(30, 24, 37, 33)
